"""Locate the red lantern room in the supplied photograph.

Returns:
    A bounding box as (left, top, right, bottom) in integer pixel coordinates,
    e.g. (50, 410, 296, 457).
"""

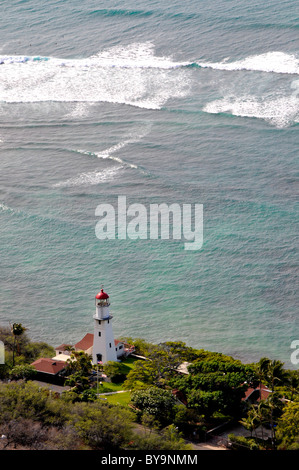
(95, 288, 110, 306)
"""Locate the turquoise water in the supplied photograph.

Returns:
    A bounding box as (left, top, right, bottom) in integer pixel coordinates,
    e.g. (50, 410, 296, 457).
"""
(0, 0, 298, 368)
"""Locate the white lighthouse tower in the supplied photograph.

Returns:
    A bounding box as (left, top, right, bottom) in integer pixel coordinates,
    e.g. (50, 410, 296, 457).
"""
(92, 287, 117, 365)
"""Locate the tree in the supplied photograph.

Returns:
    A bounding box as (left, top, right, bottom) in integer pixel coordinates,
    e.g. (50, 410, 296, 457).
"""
(161, 424, 193, 450)
(187, 389, 226, 418)
(131, 387, 175, 427)
(64, 351, 93, 399)
(266, 393, 285, 448)
(65, 351, 93, 376)
(0, 417, 48, 449)
(0, 324, 55, 366)
(276, 400, 299, 449)
(11, 323, 27, 366)
(173, 404, 204, 437)
(71, 403, 134, 450)
(103, 361, 126, 383)
(159, 341, 199, 362)
(9, 364, 37, 381)
(132, 425, 192, 450)
(0, 381, 50, 423)
(256, 357, 288, 393)
(170, 357, 254, 419)
(124, 344, 193, 391)
(119, 337, 154, 357)
(240, 410, 258, 439)
(267, 360, 289, 393)
(123, 359, 159, 390)
(255, 357, 289, 448)
(286, 371, 299, 401)
(22, 341, 55, 361)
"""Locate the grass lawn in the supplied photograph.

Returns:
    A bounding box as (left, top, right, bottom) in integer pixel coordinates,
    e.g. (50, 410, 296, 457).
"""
(97, 381, 125, 392)
(94, 355, 140, 393)
(103, 391, 132, 406)
(119, 356, 139, 373)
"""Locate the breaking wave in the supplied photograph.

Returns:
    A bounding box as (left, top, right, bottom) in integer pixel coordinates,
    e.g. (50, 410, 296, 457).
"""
(203, 92, 299, 128)
(0, 43, 191, 110)
(196, 51, 299, 75)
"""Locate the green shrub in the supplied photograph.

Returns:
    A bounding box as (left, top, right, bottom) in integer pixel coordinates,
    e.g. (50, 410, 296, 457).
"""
(228, 433, 260, 450)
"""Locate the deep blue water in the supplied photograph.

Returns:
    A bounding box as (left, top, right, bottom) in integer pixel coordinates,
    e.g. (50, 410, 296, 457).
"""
(0, 0, 298, 368)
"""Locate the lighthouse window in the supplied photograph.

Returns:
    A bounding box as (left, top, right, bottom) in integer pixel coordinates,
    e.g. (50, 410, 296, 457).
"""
(98, 332, 101, 337)
(109, 343, 111, 348)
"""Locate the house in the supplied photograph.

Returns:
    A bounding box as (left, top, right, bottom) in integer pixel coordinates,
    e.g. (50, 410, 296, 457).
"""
(55, 343, 72, 356)
(31, 357, 66, 385)
(177, 361, 191, 375)
(172, 389, 188, 406)
(73, 333, 134, 360)
(243, 383, 272, 404)
(74, 333, 94, 355)
(53, 343, 73, 362)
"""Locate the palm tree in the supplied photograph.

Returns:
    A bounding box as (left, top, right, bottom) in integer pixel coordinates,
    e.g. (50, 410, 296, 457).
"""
(286, 371, 299, 401)
(255, 400, 270, 441)
(267, 360, 288, 393)
(256, 357, 270, 398)
(256, 357, 289, 395)
(11, 323, 27, 366)
(255, 358, 289, 448)
(240, 407, 259, 438)
(266, 393, 284, 448)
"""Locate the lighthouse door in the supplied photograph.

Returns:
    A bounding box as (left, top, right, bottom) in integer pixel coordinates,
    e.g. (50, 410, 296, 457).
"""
(96, 353, 102, 363)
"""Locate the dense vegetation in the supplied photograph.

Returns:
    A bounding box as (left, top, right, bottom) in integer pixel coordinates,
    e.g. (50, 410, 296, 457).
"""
(0, 326, 298, 450)
(0, 381, 191, 450)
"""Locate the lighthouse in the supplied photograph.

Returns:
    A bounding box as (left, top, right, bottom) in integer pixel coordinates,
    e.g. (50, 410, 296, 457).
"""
(92, 287, 117, 364)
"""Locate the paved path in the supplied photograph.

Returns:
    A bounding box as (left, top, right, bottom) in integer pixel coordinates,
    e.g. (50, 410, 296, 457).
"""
(192, 443, 227, 450)
(33, 380, 70, 394)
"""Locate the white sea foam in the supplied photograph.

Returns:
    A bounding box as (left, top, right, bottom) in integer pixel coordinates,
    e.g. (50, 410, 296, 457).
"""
(54, 166, 123, 188)
(73, 146, 139, 170)
(88, 42, 189, 69)
(0, 203, 12, 212)
(204, 92, 299, 128)
(95, 132, 149, 170)
(0, 43, 191, 110)
(197, 51, 299, 75)
(64, 102, 90, 118)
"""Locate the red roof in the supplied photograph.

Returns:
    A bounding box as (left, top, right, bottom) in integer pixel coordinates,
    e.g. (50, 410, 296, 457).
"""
(95, 288, 109, 300)
(31, 358, 66, 375)
(74, 333, 124, 351)
(55, 343, 72, 351)
(243, 383, 272, 401)
(75, 333, 94, 351)
(172, 389, 188, 406)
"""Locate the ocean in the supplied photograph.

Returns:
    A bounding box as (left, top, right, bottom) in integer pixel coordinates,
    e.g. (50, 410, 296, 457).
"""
(0, 0, 298, 369)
